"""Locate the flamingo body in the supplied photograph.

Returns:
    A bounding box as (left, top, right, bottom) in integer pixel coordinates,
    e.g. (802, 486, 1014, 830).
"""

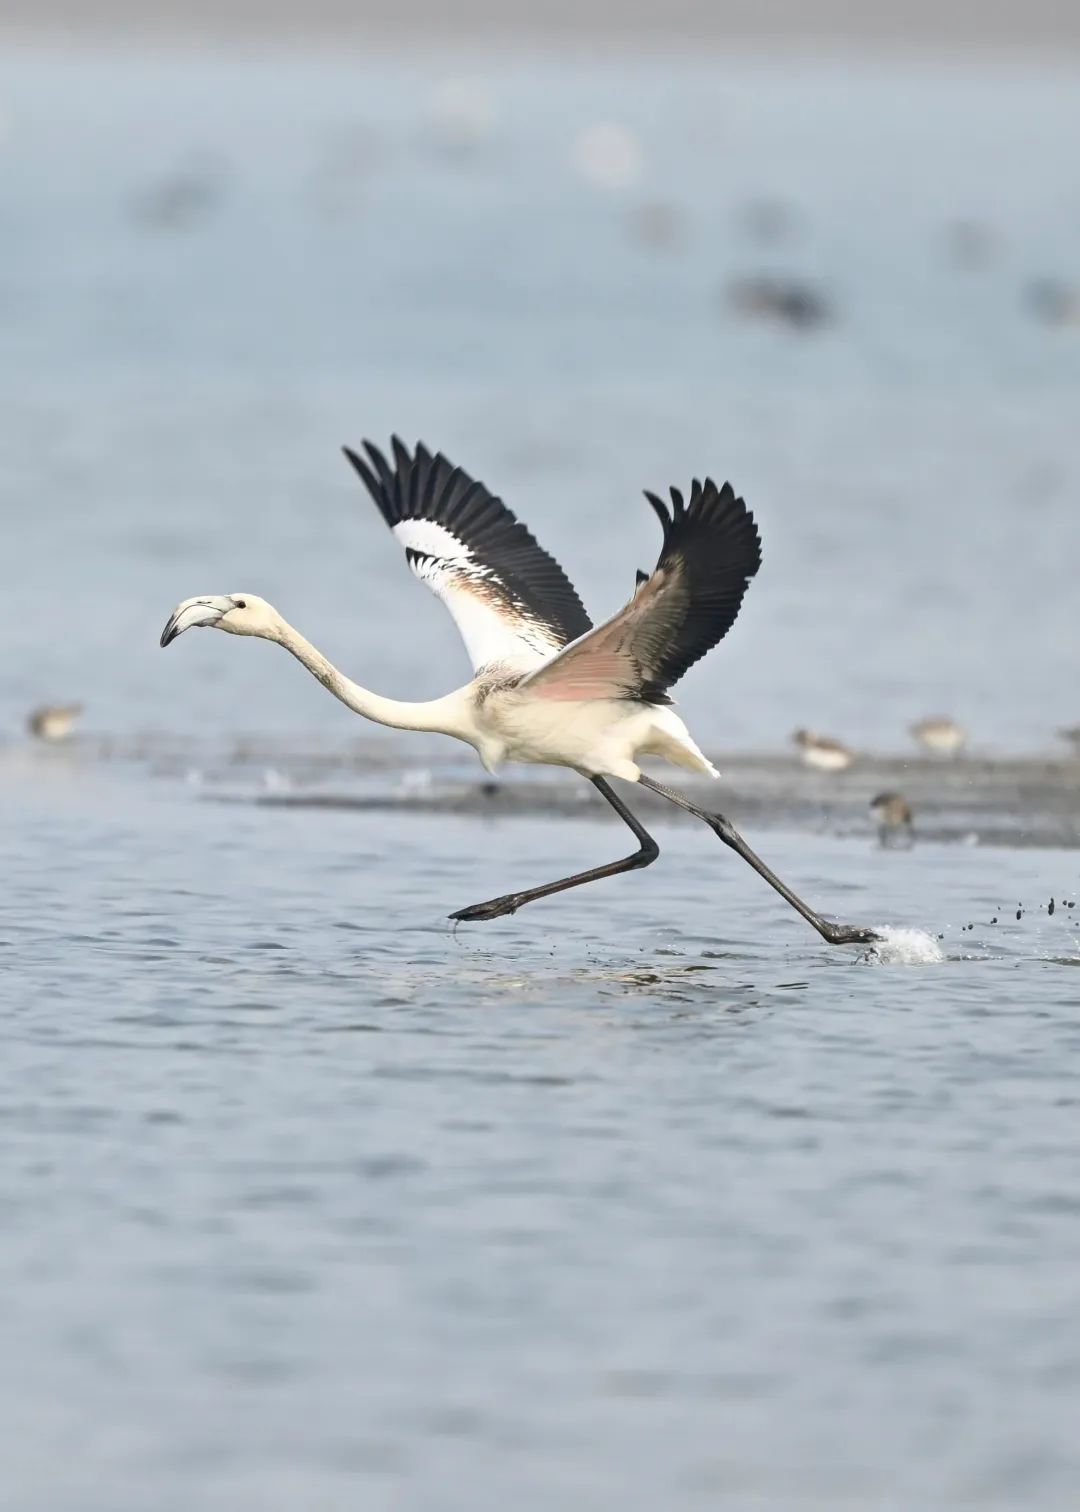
(160, 437, 881, 946)
(461, 678, 716, 781)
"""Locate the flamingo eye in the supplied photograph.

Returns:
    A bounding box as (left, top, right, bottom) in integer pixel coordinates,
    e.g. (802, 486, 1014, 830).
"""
(234, 599, 247, 609)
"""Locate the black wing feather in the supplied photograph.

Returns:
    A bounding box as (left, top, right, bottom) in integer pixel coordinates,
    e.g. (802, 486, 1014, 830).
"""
(522, 475, 761, 706)
(343, 437, 592, 650)
(637, 478, 761, 700)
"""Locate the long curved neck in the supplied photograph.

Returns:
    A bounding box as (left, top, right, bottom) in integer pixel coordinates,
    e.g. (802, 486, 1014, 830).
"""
(273, 619, 464, 736)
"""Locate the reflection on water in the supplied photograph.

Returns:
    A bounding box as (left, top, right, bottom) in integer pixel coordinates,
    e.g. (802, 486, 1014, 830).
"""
(1, 39, 1080, 1512)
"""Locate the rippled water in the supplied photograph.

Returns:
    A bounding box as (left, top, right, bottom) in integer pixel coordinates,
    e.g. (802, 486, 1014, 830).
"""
(5, 760, 1080, 1509)
(2, 40, 1080, 1511)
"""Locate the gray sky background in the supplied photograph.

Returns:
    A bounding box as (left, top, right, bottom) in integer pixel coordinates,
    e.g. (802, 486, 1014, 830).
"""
(6, 0, 1080, 49)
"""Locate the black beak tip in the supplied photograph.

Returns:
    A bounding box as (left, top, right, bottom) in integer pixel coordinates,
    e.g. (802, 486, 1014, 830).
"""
(160, 623, 177, 648)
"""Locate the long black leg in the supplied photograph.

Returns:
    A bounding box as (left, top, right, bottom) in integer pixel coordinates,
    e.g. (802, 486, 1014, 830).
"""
(450, 776, 659, 923)
(638, 775, 881, 946)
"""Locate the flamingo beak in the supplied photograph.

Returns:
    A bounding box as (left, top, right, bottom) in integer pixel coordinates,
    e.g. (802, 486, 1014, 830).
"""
(159, 597, 232, 647)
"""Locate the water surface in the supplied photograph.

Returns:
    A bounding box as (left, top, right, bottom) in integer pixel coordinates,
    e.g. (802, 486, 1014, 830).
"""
(2, 42, 1080, 1511)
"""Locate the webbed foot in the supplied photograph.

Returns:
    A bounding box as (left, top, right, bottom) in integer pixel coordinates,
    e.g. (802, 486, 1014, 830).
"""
(821, 921, 882, 946)
(449, 894, 523, 923)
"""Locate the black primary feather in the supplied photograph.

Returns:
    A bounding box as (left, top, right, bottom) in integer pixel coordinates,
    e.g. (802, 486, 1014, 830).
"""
(521, 474, 762, 707)
(342, 437, 592, 648)
(636, 477, 761, 701)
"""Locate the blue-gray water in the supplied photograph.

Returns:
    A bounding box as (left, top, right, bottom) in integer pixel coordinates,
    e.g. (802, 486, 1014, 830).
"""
(2, 41, 1080, 1511)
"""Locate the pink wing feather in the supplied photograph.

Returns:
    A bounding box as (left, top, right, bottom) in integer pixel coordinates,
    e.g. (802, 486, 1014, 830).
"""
(523, 479, 760, 705)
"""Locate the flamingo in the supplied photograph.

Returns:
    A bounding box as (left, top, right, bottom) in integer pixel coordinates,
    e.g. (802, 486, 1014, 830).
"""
(160, 438, 879, 946)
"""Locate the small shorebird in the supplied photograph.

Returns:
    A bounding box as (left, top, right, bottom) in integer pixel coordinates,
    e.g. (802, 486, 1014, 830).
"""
(738, 197, 799, 246)
(727, 275, 831, 331)
(943, 218, 997, 270)
(870, 792, 914, 848)
(626, 199, 685, 253)
(1025, 278, 1080, 328)
(792, 729, 855, 772)
(27, 703, 83, 741)
(426, 78, 496, 157)
(910, 717, 966, 757)
(129, 152, 226, 233)
(160, 437, 879, 947)
(572, 121, 643, 191)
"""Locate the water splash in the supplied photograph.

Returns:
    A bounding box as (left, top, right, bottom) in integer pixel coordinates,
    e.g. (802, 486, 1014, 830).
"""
(866, 927, 946, 965)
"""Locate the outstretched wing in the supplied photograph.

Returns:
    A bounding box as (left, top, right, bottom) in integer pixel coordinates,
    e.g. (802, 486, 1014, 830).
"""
(522, 478, 761, 704)
(343, 438, 592, 673)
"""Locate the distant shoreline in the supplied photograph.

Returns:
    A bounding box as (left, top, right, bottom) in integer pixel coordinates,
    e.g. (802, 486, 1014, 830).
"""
(5, 0, 1080, 53)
